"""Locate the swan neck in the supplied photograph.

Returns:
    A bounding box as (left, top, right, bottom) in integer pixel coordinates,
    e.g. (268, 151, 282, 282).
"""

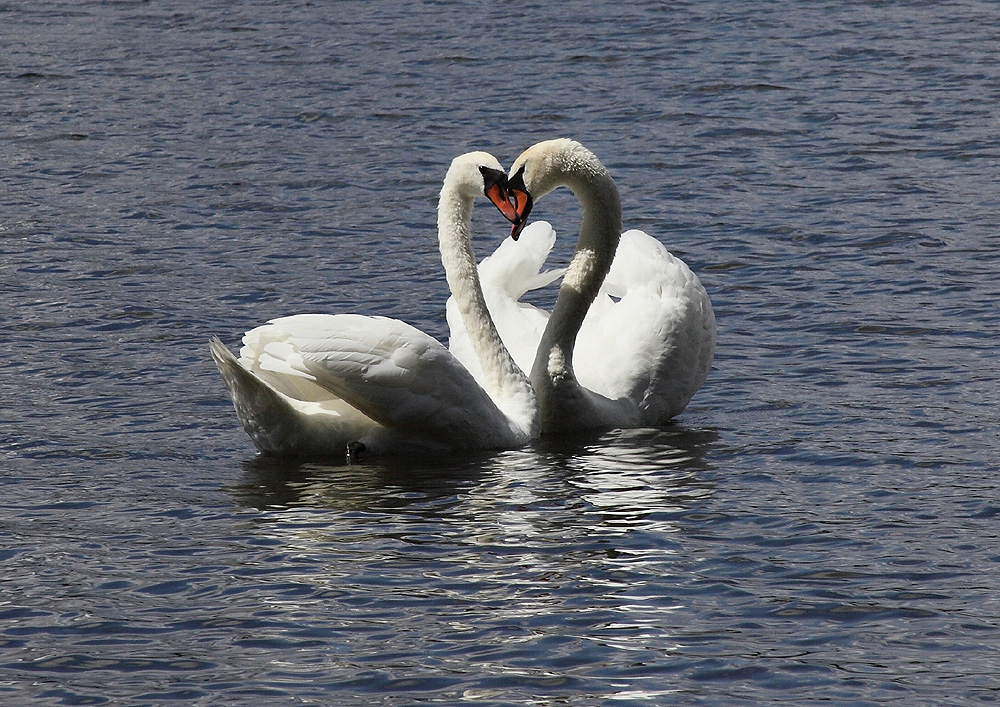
(438, 181, 537, 433)
(531, 167, 621, 391)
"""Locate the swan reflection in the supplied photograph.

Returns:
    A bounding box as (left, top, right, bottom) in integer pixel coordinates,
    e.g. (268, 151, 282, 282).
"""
(225, 426, 717, 676)
(230, 425, 717, 533)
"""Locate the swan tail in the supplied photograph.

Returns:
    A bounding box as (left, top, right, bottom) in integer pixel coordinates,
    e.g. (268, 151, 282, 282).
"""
(210, 336, 373, 457)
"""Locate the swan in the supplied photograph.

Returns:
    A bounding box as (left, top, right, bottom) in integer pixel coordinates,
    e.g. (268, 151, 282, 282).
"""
(494, 138, 716, 434)
(210, 152, 538, 457)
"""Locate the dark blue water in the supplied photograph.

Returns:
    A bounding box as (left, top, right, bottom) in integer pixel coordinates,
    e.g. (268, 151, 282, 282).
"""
(3, 1, 999, 704)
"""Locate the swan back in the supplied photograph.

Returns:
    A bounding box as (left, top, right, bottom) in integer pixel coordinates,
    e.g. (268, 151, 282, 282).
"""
(574, 230, 716, 421)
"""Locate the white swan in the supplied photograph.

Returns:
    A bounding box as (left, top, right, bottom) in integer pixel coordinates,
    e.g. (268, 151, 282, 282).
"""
(495, 138, 716, 434)
(210, 152, 537, 457)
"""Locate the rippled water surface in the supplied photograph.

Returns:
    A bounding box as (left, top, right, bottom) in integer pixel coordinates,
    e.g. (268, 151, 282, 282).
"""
(3, 1, 1000, 704)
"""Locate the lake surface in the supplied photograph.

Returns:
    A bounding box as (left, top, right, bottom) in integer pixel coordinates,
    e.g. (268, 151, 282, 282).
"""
(3, 0, 1000, 704)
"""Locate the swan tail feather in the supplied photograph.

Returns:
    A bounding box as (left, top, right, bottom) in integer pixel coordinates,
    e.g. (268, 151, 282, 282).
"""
(209, 336, 373, 457)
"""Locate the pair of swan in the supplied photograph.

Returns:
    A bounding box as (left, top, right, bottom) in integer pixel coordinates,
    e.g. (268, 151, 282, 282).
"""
(210, 139, 716, 457)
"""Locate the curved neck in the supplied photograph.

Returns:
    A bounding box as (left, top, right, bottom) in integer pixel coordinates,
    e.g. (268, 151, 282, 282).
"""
(530, 168, 622, 394)
(438, 182, 537, 433)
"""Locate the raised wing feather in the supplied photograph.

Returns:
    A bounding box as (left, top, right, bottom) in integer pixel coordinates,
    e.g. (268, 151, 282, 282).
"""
(210, 336, 377, 457)
(477, 221, 565, 298)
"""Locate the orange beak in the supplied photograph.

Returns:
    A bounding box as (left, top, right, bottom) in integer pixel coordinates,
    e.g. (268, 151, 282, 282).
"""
(480, 165, 521, 235)
(484, 181, 519, 224)
(507, 187, 533, 241)
(504, 166, 533, 241)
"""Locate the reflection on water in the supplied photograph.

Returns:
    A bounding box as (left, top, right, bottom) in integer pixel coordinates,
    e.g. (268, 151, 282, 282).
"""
(232, 426, 717, 517)
(216, 427, 721, 704)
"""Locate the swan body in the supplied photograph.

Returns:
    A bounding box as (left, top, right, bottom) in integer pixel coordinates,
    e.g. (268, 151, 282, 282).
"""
(501, 139, 715, 434)
(211, 152, 537, 456)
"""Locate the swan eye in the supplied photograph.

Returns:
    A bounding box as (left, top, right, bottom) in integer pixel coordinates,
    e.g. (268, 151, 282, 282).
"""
(508, 166, 527, 193)
(479, 166, 507, 193)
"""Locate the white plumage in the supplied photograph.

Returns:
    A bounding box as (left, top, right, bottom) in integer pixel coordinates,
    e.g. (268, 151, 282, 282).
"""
(211, 140, 715, 457)
(446, 223, 563, 384)
(449, 220, 715, 430)
(211, 152, 537, 457)
(482, 139, 716, 434)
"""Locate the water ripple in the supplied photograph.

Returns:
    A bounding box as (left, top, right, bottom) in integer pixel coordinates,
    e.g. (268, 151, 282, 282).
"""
(3, 0, 1000, 704)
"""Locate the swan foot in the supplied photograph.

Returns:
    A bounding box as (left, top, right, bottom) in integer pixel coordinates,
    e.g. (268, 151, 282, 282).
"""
(346, 441, 366, 465)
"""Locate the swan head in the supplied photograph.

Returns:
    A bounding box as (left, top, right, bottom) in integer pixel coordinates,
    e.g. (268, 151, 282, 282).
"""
(443, 151, 520, 223)
(504, 139, 605, 239)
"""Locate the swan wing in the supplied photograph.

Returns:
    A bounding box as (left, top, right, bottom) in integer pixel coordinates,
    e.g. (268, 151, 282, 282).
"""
(251, 313, 522, 449)
(477, 221, 565, 298)
(574, 230, 716, 422)
(448, 221, 563, 380)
